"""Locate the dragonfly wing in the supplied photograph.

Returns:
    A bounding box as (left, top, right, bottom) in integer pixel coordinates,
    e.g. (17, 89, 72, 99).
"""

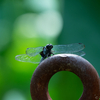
(52, 43, 85, 54)
(26, 46, 43, 57)
(15, 54, 41, 63)
(73, 51, 85, 56)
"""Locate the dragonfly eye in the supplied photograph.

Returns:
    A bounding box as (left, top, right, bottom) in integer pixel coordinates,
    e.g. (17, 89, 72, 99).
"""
(46, 44, 53, 50)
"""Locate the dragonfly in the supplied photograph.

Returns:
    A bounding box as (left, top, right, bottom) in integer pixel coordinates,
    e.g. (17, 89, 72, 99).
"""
(15, 43, 85, 64)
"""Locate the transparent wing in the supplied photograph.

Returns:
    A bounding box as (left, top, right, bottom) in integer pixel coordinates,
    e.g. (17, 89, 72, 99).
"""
(52, 43, 85, 54)
(73, 51, 85, 56)
(26, 46, 43, 57)
(15, 54, 41, 63)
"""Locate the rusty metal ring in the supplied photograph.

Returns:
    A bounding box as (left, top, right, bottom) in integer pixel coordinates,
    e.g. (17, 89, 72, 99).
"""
(30, 54, 100, 100)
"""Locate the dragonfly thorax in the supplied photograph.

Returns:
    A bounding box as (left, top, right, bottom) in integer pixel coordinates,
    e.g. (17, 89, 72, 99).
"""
(40, 44, 53, 58)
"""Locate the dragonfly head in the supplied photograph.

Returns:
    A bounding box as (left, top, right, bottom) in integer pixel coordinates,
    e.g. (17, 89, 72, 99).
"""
(46, 44, 53, 50)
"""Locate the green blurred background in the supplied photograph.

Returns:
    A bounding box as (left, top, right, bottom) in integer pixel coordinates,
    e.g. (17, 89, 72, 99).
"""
(0, 0, 100, 100)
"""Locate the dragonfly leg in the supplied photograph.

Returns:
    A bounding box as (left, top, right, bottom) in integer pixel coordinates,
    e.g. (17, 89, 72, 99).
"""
(51, 51, 54, 55)
(48, 52, 54, 57)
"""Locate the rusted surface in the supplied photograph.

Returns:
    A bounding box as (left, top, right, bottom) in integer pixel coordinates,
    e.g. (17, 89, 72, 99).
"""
(30, 54, 100, 100)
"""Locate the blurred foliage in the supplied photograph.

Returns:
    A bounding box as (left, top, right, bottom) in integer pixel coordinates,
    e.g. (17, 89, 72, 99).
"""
(0, 0, 100, 100)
